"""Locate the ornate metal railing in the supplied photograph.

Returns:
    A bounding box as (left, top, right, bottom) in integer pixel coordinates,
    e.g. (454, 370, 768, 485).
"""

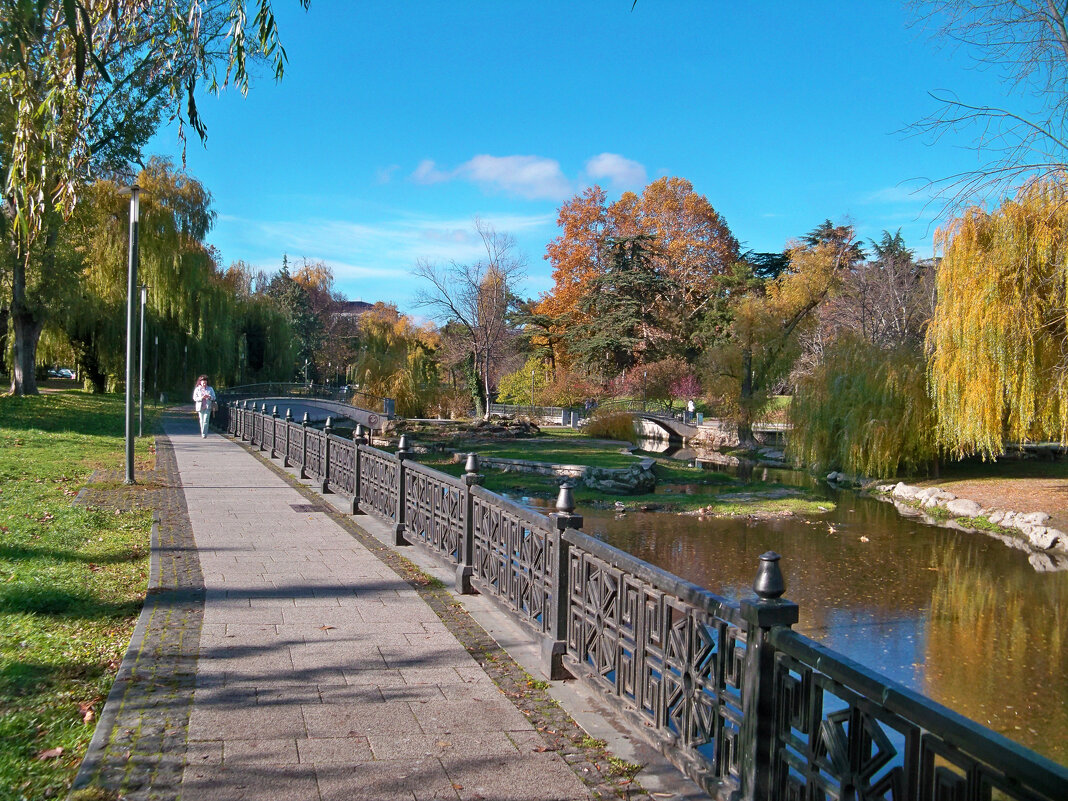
(212, 400, 1068, 801)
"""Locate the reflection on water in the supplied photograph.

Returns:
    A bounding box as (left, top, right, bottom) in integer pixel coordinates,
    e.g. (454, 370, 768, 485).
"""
(531, 463, 1068, 765)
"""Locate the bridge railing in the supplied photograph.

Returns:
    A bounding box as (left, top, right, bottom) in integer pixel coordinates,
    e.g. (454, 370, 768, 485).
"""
(213, 400, 1068, 801)
(218, 382, 393, 416)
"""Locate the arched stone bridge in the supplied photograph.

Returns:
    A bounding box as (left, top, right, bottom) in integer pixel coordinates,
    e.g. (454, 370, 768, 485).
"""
(634, 412, 698, 442)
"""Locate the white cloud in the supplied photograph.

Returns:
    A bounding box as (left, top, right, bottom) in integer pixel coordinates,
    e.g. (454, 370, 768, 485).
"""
(409, 152, 651, 200)
(411, 159, 452, 185)
(457, 155, 571, 200)
(409, 154, 571, 200)
(584, 153, 647, 189)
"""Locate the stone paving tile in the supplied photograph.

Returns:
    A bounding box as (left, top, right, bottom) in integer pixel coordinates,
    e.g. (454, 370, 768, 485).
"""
(408, 698, 535, 735)
(296, 736, 375, 764)
(187, 704, 308, 741)
(301, 700, 421, 738)
(315, 759, 456, 801)
(440, 751, 592, 801)
(367, 731, 521, 761)
(182, 763, 321, 801)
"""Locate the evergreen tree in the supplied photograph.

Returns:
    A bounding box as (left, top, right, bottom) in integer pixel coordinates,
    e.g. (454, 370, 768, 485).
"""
(264, 256, 323, 379)
(568, 235, 671, 376)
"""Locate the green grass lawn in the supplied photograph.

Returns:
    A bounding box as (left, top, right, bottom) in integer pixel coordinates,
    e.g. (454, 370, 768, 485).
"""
(0, 391, 155, 800)
(417, 435, 833, 516)
(454, 438, 640, 469)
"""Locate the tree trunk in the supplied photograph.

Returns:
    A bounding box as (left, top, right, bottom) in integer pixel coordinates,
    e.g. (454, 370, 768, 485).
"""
(736, 347, 758, 449)
(483, 351, 492, 420)
(0, 304, 8, 376)
(8, 214, 59, 396)
(9, 248, 42, 395)
(10, 309, 43, 395)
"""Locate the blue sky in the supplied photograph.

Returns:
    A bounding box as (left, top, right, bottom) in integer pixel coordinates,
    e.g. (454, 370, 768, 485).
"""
(148, 1, 1014, 312)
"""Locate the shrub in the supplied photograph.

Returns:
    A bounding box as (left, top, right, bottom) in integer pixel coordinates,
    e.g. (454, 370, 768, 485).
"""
(584, 410, 637, 443)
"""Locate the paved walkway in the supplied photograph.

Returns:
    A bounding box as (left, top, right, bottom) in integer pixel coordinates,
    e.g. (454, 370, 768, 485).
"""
(72, 412, 686, 801)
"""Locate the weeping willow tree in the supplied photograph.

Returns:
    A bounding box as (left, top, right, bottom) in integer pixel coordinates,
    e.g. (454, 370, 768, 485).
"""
(927, 176, 1068, 458)
(351, 303, 441, 417)
(789, 337, 938, 477)
(39, 158, 295, 392)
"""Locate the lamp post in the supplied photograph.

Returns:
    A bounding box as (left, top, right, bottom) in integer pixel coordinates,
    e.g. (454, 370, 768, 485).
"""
(530, 368, 535, 420)
(304, 359, 310, 385)
(642, 370, 647, 412)
(153, 334, 158, 398)
(138, 283, 147, 437)
(122, 184, 140, 485)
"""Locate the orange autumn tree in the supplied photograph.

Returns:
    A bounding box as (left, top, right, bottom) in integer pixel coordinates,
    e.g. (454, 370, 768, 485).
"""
(633, 176, 740, 321)
(535, 178, 739, 369)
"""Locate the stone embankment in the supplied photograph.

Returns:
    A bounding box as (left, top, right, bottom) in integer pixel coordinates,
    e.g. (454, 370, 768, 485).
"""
(452, 453, 657, 495)
(826, 471, 1068, 569)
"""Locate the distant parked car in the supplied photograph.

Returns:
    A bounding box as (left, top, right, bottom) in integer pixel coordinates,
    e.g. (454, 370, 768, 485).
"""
(58, 368, 75, 379)
(47, 368, 61, 378)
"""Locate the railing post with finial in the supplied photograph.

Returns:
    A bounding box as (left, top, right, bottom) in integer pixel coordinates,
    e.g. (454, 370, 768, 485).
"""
(257, 403, 267, 450)
(270, 405, 279, 458)
(456, 453, 483, 594)
(282, 408, 293, 467)
(352, 424, 367, 515)
(321, 416, 333, 494)
(393, 435, 411, 546)
(348, 424, 366, 515)
(543, 482, 583, 680)
(300, 412, 310, 479)
(739, 552, 799, 801)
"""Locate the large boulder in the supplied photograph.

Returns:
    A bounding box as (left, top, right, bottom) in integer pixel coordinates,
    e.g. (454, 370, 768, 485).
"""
(892, 482, 920, 500)
(945, 498, 983, 518)
(1027, 526, 1062, 550)
(582, 464, 656, 495)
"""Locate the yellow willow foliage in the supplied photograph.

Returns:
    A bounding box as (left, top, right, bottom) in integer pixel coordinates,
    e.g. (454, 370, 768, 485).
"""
(789, 338, 936, 477)
(353, 305, 440, 417)
(928, 178, 1068, 458)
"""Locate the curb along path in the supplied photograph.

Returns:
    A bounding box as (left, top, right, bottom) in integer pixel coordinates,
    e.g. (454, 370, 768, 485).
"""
(73, 412, 657, 801)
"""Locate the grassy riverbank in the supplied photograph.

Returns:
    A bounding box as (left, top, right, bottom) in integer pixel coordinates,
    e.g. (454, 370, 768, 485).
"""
(0, 391, 155, 800)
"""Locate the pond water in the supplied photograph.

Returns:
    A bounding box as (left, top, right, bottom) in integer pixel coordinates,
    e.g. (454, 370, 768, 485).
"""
(520, 444, 1068, 766)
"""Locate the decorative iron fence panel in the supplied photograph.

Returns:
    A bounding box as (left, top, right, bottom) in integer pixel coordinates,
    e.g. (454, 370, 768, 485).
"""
(286, 422, 302, 468)
(359, 446, 399, 524)
(471, 487, 557, 634)
(271, 417, 284, 455)
(562, 528, 747, 794)
(251, 411, 262, 446)
(263, 414, 275, 453)
(304, 428, 324, 480)
(769, 628, 1066, 801)
(404, 462, 466, 564)
(327, 434, 356, 497)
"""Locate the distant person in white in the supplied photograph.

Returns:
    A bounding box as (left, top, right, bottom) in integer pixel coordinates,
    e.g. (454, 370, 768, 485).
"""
(192, 375, 216, 438)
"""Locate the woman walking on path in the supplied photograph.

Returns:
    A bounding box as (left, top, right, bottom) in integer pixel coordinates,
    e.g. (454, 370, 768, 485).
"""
(192, 375, 216, 438)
